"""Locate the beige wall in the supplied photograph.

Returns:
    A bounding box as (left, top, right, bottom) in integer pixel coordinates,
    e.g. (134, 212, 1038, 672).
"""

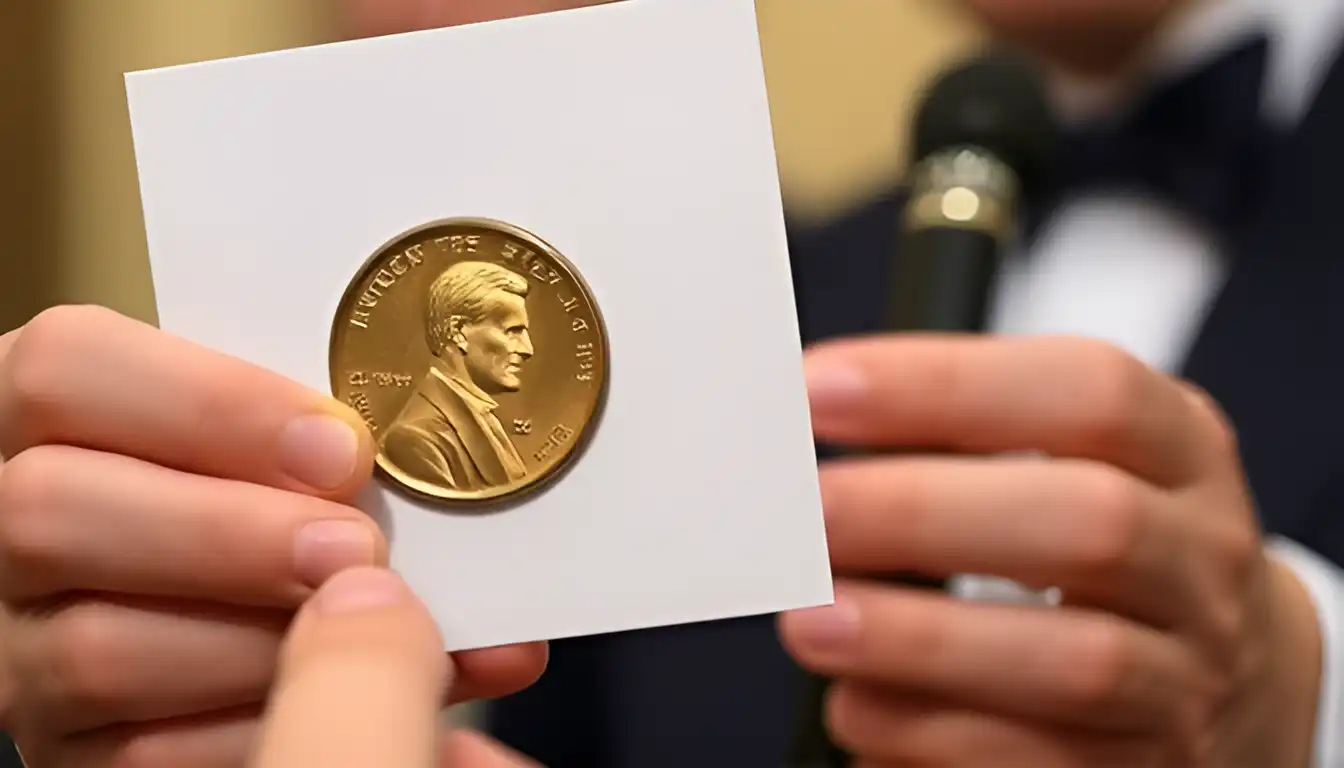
(51, 0, 340, 326)
(0, 0, 978, 332)
(760, 1, 980, 222)
(0, 2, 56, 334)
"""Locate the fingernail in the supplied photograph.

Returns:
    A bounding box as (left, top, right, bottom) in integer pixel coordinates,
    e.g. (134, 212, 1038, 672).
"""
(295, 520, 375, 587)
(279, 414, 359, 490)
(805, 360, 868, 410)
(787, 595, 862, 653)
(315, 567, 409, 614)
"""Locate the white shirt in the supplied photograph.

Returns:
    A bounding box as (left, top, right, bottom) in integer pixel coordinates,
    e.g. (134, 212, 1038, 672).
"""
(961, 0, 1344, 763)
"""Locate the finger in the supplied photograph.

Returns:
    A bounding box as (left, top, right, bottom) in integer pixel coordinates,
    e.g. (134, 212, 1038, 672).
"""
(819, 455, 1199, 627)
(779, 581, 1208, 735)
(826, 684, 1168, 767)
(50, 706, 260, 768)
(804, 335, 1220, 488)
(0, 328, 16, 466)
(0, 328, 16, 382)
(55, 716, 542, 768)
(450, 642, 549, 705)
(441, 730, 543, 767)
(0, 306, 375, 499)
(10, 596, 286, 735)
(251, 567, 448, 768)
(0, 445, 384, 604)
(0, 446, 542, 721)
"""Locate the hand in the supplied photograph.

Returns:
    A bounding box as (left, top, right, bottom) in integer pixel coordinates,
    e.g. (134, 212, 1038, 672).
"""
(779, 335, 1323, 767)
(250, 567, 536, 767)
(0, 306, 547, 766)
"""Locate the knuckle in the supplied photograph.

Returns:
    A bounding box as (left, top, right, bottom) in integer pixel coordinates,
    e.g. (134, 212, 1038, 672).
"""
(1069, 464, 1147, 582)
(45, 603, 127, 713)
(823, 683, 867, 752)
(22, 305, 115, 344)
(824, 684, 901, 758)
(1059, 620, 1133, 710)
(1202, 601, 1247, 662)
(1185, 382, 1239, 457)
(1071, 340, 1149, 446)
(817, 465, 862, 537)
(0, 447, 70, 585)
(108, 732, 177, 768)
(1200, 527, 1260, 657)
(2, 306, 111, 437)
(1217, 522, 1261, 584)
(1155, 691, 1220, 768)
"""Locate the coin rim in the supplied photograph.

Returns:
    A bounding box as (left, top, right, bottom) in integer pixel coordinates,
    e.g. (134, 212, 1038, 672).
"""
(328, 216, 612, 509)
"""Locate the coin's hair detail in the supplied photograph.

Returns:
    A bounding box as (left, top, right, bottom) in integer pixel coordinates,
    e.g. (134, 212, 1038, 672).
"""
(426, 261, 530, 356)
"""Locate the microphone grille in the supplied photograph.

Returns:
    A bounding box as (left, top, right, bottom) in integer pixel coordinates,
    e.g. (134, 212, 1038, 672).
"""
(910, 50, 1060, 194)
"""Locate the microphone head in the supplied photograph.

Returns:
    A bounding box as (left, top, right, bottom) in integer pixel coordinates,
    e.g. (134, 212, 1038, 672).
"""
(910, 50, 1059, 194)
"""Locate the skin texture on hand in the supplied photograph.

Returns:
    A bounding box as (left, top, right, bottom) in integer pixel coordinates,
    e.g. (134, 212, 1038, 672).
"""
(1229, 557, 1322, 768)
(777, 335, 1323, 767)
(0, 306, 547, 766)
(250, 567, 538, 768)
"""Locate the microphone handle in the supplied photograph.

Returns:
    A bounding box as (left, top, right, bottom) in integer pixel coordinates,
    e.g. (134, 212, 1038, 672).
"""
(885, 227, 1000, 333)
(786, 226, 1001, 767)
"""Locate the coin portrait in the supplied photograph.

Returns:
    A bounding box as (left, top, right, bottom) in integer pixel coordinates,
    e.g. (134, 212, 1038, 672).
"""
(329, 218, 609, 504)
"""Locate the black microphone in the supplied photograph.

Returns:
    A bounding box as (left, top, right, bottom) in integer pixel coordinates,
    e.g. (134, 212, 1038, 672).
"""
(787, 49, 1059, 768)
(891, 49, 1058, 332)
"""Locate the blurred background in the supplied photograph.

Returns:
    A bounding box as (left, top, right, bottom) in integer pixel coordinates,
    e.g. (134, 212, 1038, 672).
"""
(0, 0, 984, 334)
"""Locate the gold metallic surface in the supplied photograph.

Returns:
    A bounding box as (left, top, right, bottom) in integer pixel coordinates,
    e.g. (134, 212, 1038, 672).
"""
(331, 218, 608, 505)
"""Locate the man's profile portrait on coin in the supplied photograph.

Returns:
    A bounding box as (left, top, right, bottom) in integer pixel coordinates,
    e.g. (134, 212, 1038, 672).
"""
(380, 261, 534, 491)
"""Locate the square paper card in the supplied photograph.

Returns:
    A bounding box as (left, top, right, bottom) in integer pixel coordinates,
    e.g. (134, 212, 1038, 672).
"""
(125, 0, 831, 650)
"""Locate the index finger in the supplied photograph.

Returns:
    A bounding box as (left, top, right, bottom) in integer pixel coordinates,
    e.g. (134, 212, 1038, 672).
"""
(0, 306, 374, 499)
(804, 335, 1220, 488)
(0, 327, 17, 368)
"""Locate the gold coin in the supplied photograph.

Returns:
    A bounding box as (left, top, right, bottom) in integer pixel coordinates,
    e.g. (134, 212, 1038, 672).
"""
(329, 218, 609, 505)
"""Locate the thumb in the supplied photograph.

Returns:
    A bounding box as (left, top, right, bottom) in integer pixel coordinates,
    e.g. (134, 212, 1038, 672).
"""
(250, 567, 449, 767)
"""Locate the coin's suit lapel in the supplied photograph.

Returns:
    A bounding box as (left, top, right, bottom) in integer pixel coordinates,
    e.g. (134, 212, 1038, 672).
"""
(419, 372, 511, 487)
(382, 376, 489, 490)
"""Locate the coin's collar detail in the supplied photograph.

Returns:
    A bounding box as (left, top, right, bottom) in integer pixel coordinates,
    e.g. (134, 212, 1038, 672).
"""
(429, 364, 499, 412)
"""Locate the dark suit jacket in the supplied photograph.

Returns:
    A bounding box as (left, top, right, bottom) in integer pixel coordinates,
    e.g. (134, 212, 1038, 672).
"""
(485, 41, 1344, 768)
